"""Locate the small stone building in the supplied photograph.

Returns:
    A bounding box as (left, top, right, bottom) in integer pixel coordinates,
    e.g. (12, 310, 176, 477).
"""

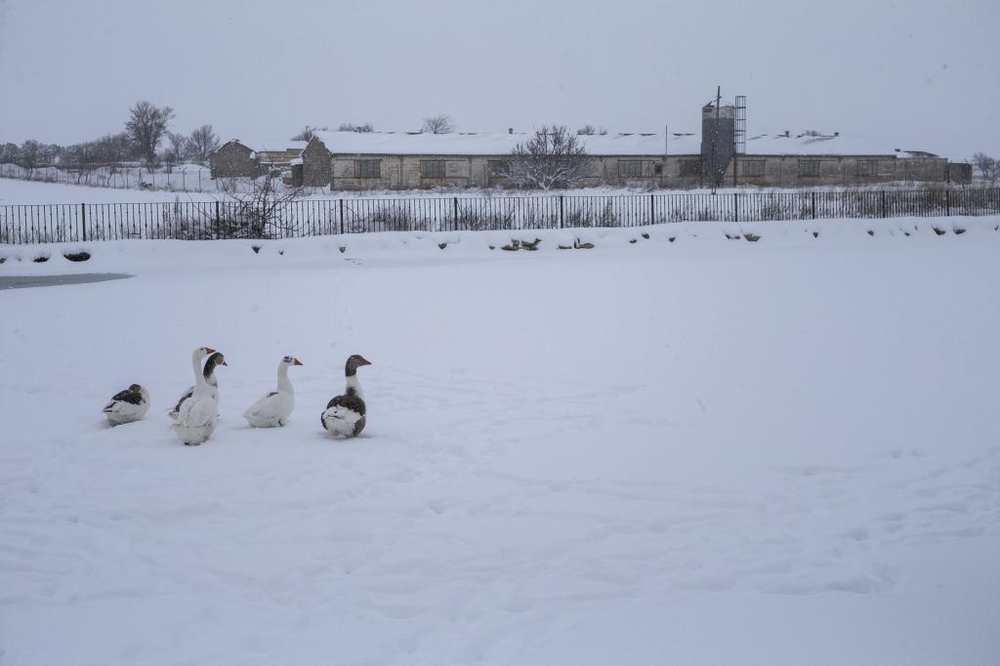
(209, 140, 257, 179)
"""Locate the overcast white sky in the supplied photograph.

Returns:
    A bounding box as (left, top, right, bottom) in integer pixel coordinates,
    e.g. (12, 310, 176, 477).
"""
(0, 0, 996, 160)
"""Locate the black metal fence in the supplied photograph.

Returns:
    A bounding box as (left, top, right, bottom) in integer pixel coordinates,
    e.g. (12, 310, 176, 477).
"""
(2, 188, 1000, 245)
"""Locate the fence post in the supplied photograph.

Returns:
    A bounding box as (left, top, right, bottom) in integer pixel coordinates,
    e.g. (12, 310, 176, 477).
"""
(453, 197, 459, 231)
(214, 200, 220, 239)
(559, 196, 564, 229)
(339, 199, 344, 234)
(946, 189, 950, 217)
(881, 191, 887, 218)
(812, 192, 816, 220)
(649, 194, 654, 225)
(734, 192, 739, 222)
(81, 203, 87, 242)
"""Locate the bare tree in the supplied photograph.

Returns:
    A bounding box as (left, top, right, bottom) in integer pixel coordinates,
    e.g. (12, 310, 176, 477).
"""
(0, 142, 19, 163)
(292, 126, 315, 141)
(337, 122, 374, 133)
(38, 143, 62, 166)
(126, 100, 175, 170)
(507, 125, 589, 190)
(972, 152, 999, 184)
(88, 132, 133, 163)
(577, 125, 596, 135)
(219, 173, 305, 239)
(66, 141, 97, 172)
(289, 125, 316, 141)
(162, 132, 187, 165)
(421, 114, 455, 134)
(18, 140, 40, 174)
(187, 125, 220, 164)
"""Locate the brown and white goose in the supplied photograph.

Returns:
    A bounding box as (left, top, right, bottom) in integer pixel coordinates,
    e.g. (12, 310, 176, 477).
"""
(243, 355, 303, 428)
(168, 349, 226, 420)
(102, 383, 150, 426)
(321, 354, 371, 438)
(173, 348, 226, 446)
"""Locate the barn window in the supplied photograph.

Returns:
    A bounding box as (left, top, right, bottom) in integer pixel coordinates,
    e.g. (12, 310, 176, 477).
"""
(618, 160, 643, 178)
(679, 160, 702, 177)
(354, 159, 381, 178)
(488, 160, 509, 175)
(420, 160, 446, 179)
(798, 159, 821, 177)
(742, 159, 765, 177)
(858, 159, 877, 176)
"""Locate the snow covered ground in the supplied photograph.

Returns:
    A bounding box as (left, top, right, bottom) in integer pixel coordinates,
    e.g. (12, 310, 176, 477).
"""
(2, 214, 999, 665)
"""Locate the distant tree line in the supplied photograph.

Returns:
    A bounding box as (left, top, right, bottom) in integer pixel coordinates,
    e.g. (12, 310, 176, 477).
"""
(290, 115, 461, 140)
(0, 101, 220, 173)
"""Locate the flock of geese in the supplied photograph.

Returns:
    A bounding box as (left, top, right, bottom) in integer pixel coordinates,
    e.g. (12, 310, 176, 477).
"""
(101, 347, 372, 445)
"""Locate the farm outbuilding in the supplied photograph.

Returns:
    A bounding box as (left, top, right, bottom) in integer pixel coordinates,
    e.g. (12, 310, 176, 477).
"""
(210, 101, 971, 190)
(209, 140, 257, 179)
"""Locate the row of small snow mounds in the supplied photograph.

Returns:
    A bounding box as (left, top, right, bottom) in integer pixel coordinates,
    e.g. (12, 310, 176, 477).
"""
(2, 215, 998, 275)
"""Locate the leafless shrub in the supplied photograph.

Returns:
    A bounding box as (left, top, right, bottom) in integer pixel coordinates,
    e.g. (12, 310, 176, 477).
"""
(219, 173, 304, 239)
(508, 125, 589, 190)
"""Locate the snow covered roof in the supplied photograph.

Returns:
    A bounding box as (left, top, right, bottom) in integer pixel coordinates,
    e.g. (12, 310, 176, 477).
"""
(259, 140, 307, 153)
(222, 139, 308, 154)
(308, 130, 933, 158)
(743, 132, 939, 158)
(311, 130, 689, 157)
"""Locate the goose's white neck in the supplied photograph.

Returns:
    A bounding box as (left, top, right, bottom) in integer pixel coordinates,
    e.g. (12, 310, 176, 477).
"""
(345, 374, 364, 400)
(192, 350, 207, 387)
(276, 362, 294, 393)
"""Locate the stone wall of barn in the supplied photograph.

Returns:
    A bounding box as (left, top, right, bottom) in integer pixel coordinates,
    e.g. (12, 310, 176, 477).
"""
(317, 151, 970, 191)
(301, 138, 331, 188)
(729, 155, 963, 188)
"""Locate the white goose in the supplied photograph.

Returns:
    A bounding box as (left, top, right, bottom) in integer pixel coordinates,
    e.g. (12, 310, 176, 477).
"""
(243, 355, 303, 428)
(321, 354, 371, 438)
(173, 347, 226, 446)
(102, 383, 150, 426)
(168, 349, 226, 420)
